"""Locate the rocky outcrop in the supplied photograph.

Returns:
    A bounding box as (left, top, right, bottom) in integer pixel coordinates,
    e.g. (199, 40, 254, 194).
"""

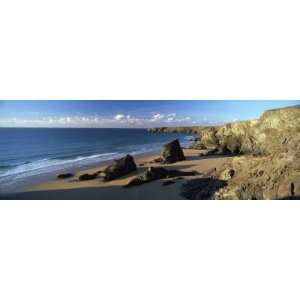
(103, 155, 137, 181)
(213, 139, 300, 199)
(154, 105, 299, 200)
(124, 167, 196, 188)
(160, 139, 186, 163)
(189, 105, 300, 156)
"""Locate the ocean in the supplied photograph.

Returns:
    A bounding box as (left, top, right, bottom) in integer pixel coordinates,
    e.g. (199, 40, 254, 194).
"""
(0, 128, 194, 194)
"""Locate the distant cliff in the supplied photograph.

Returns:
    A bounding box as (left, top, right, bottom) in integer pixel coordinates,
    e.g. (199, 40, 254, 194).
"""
(147, 126, 203, 134)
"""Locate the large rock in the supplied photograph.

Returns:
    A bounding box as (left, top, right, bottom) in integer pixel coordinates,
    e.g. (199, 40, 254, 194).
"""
(124, 167, 196, 188)
(103, 155, 137, 181)
(161, 139, 185, 163)
(57, 173, 74, 179)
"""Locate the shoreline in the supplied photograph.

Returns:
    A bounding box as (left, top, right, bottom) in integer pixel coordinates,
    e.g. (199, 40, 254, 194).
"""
(0, 150, 161, 196)
(2, 149, 230, 200)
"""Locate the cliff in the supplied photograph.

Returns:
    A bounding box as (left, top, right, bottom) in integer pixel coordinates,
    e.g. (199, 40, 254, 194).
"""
(147, 126, 204, 134)
(149, 105, 300, 199)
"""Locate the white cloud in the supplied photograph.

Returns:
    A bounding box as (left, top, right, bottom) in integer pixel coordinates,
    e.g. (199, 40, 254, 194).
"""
(151, 113, 165, 122)
(166, 113, 176, 122)
(0, 113, 201, 128)
(114, 114, 125, 121)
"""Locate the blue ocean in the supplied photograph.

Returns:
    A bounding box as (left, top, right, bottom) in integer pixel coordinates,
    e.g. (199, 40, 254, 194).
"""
(0, 128, 193, 193)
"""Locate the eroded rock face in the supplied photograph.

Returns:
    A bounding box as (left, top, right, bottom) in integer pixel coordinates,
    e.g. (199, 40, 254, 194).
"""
(161, 139, 185, 163)
(190, 105, 300, 156)
(214, 146, 300, 200)
(103, 155, 137, 181)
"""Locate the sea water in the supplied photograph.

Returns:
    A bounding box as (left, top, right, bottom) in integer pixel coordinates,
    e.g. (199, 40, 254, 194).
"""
(0, 128, 194, 194)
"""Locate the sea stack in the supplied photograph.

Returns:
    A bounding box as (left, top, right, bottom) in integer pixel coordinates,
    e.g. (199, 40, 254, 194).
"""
(161, 139, 185, 163)
(103, 154, 137, 181)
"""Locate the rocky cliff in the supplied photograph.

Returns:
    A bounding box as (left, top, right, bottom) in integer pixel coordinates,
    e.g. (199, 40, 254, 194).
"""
(149, 105, 300, 199)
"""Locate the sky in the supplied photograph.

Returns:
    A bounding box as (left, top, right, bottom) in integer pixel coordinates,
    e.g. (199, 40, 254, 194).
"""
(0, 100, 299, 128)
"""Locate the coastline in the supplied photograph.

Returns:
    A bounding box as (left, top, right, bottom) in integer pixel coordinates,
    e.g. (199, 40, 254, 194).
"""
(0, 150, 161, 195)
(4, 149, 230, 200)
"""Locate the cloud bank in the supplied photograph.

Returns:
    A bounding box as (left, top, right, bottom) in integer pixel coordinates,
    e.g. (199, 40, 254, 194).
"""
(0, 113, 226, 128)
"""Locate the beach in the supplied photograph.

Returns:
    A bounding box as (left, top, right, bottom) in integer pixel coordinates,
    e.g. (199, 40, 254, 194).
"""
(8, 149, 229, 200)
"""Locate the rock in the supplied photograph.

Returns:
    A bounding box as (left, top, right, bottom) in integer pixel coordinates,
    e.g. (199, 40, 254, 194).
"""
(153, 157, 163, 163)
(123, 167, 197, 188)
(220, 136, 242, 154)
(148, 105, 300, 199)
(162, 180, 176, 186)
(57, 173, 74, 179)
(219, 168, 235, 181)
(103, 155, 137, 181)
(79, 173, 98, 181)
(180, 178, 227, 200)
(161, 139, 185, 163)
(214, 147, 300, 199)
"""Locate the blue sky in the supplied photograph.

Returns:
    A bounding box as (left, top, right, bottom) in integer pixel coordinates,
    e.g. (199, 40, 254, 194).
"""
(0, 100, 298, 128)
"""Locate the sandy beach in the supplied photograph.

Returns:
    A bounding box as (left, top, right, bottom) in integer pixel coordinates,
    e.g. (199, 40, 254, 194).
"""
(7, 149, 229, 200)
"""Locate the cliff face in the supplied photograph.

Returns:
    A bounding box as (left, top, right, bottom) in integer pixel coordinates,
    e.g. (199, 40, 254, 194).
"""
(190, 105, 300, 155)
(148, 106, 300, 153)
(149, 105, 300, 199)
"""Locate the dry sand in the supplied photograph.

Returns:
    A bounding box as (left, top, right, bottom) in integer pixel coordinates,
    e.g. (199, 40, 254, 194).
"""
(10, 149, 229, 200)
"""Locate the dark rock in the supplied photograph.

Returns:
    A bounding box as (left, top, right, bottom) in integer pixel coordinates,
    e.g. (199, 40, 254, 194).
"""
(103, 155, 137, 181)
(57, 173, 74, 179)
(79, 173, 98, 181)
(180, 178, 227, 200)
(153, 157, 163, 163)
(123, 167, 197, 188)
(161, 139, 185, 163)
(162, 180, 176, 186)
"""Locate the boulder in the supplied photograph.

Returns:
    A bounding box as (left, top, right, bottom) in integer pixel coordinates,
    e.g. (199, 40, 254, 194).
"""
(103, 155, 137, 181)
(57, 173, 74, 179)
(160, 139, 185, 163)
(79, 173, 98, 181)
(123, 167, 196, 188)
